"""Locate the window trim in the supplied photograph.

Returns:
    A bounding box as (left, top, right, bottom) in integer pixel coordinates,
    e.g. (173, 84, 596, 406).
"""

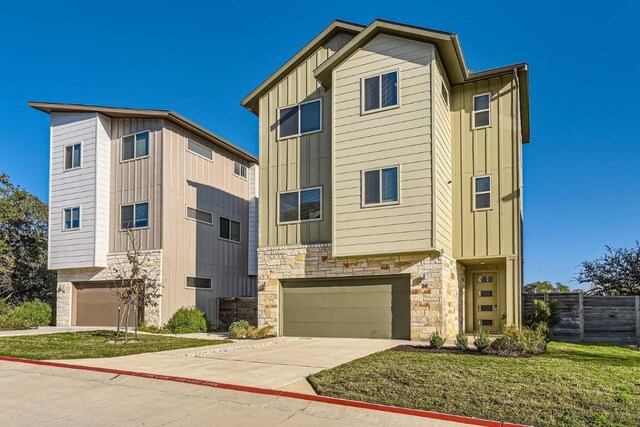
(361, 165, 401, 208)
(277, 186, 323, 225)
(276, 98, 323, 140)
(472, 92, 491, 130)
(120, 130, 151, 163)
(185, 206, 213, 225)
(187, 138, 214, 162)
(473, 175, 492, 211)
(360, 69, 401, 115)
(233, 162, 248, 180)
(63, 142, 83, 171)
(185, 275, 213, 291)
(441, 81, 449, 107)
(120, 201, 150, 231)
(218, 215, 242, 243)
(61, 206, 81, 231)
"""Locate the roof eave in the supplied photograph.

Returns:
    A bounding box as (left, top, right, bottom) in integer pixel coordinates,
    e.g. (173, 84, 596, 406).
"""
(240, 20, 365, 115)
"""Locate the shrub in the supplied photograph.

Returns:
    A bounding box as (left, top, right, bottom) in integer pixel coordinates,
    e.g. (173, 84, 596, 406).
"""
(474, 329, 491, 352)
(429, 331, 445, 349)
(165, 307, 208, 334)
(490, 325, 547, 356)
(454, 331, 468, 351)
(228, 320, 251, 338)
(523, 299, 560, 341)
(0, 300, 52, 330)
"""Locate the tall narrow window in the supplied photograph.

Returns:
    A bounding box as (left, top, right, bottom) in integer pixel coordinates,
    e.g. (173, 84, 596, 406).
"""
(473, 93, 491, 128)
(362, 70, 399, 113)
(441, 82, 449, 107)
(121, 202, 149, 229)
(64, 143, 82, 170)
(278, 187, 322, 223)
(363, 166, 399, 206)
(278, 99, 321, 139)
(473, 176, 491, 210)
(63, 207, 80, 230)
(122, 131, 149, 161)
(219, 216, 241, 243)
(234, 162, 247, 179)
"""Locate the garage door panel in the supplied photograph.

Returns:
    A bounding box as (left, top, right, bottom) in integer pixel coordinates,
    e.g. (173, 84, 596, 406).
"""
(281, 276, 410, 339)
(75, 283, 136, 327)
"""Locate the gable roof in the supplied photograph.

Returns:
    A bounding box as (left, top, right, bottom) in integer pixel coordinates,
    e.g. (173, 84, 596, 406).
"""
(240, 20, 365, 114)
(28, 101, 258, 163)
(241, 18, 530, 143)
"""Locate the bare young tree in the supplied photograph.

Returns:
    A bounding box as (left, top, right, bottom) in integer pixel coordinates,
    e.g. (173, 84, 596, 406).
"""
(109, 229, 162, 343)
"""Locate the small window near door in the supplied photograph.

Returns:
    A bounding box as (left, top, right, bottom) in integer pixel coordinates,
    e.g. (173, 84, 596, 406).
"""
(64, 143, 82, 170)
(479, 319, 493, 327)
(362, 70, 399, 113)
(122, 131, 149, 161)
(63, 207, 80, 230)
(363, 166, 399, 206)
(479, 305, 494, 312)
(473, 176, 491, 211)
(478, 275, 493, 283)
(219, 216, 241, 243)
(473, 93, 491, 128)
(478, 290, 493, 297)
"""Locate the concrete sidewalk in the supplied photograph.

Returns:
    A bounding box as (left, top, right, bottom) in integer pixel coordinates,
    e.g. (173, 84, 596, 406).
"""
(0, 359, 472, 426)
(66, 337, 408, 394)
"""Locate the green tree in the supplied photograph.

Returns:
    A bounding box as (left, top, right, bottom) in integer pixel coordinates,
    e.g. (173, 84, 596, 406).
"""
(0, 174, 55, 305)
(523, 281, 571, 294)
(577, 243, 640, 296)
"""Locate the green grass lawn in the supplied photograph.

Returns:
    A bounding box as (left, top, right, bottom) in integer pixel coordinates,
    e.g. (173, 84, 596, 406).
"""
(308, 342, 640, 427)
(0, 330, 230, 360)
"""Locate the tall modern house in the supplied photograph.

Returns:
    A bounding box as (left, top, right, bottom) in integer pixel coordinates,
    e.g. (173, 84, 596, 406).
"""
(242, 20, 530, 339)
(30, 102, 258, 327)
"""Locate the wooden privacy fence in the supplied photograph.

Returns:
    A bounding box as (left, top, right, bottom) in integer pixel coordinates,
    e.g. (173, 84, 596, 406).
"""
(523, 292, 640, 345)
(216, 297, 257, 329)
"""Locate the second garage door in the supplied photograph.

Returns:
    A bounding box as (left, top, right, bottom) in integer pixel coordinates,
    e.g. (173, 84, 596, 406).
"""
(281, 276, 410, 339)
(75, 283, 136, 327)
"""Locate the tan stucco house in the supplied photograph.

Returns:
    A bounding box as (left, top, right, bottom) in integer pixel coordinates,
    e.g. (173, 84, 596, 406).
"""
(30, 102, 259, 327)
(241, 19, 530, 339)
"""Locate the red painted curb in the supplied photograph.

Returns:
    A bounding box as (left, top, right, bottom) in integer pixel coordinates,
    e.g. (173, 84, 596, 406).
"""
(0, 356, 527, 427)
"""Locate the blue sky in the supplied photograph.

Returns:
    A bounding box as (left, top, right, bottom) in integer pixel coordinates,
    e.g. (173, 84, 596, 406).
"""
(1, 1, 638, 288)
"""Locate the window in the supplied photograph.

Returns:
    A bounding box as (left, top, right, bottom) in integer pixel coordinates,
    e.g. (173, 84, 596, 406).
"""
(63, 207, 80, 230)
(479, 319, 493, 327)
(121, 202, 149, 229)
(441, 82, 449, 107)
(473, 176, 491, 210)
(473, 93, 491, 128)
(278, 187, 321, 223)
(187, 139, 213, 160)
(478, 290, 493, 297)
(278, 99, 321, 139)
(362, 70, 399, 113)
(219, 216, 241, 243)
(64, 143, 81, 170)
(363, 166, 399, 206)
(479, 305, 495, 312)
(122, 131, 149, 161)
(186, 206, 213, 224)
(186, 276, 211, 289)
(478, 275, 493, 283)
(234, 162, 247, 179)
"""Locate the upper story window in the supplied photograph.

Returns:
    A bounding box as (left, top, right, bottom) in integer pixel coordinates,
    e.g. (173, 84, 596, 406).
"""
(64, 143, 82, 170)
(441, 82, 449, 107)
(187, 139, 213, 160)
(186, 206, 213, 225)
(219, 216, 241, 243)
(278, 187, 322, 224)
(122, 131, 149, 161)
(278, 99, 322, 139)
(473, 93, 491, 129)
(121, 202, 149, 229)
(234, 162, 247, 179)
(473, 176, 491, 210)
(63, 207, 80, 230)
(363, 166, 399, 206)
(362, 70, 399, 113)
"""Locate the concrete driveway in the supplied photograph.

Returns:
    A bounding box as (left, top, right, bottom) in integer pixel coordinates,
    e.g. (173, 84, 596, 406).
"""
(69, 337, 409, 394)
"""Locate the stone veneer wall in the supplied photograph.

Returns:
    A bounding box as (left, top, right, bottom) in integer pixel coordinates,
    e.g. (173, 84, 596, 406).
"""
(257, 244, 465, 340)
(56, 250, 162, 327)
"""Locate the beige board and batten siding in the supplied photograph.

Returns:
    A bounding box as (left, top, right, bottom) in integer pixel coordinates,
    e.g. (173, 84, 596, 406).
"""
(161, 122, 255, 324)
(451, 74, 523, 326)
(332, 34, 434, 257)
(109, 118, 163, 252)
(49, 112, 111, 270)
(432, 53, 453, 256)
(259, 31, 355, 248)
